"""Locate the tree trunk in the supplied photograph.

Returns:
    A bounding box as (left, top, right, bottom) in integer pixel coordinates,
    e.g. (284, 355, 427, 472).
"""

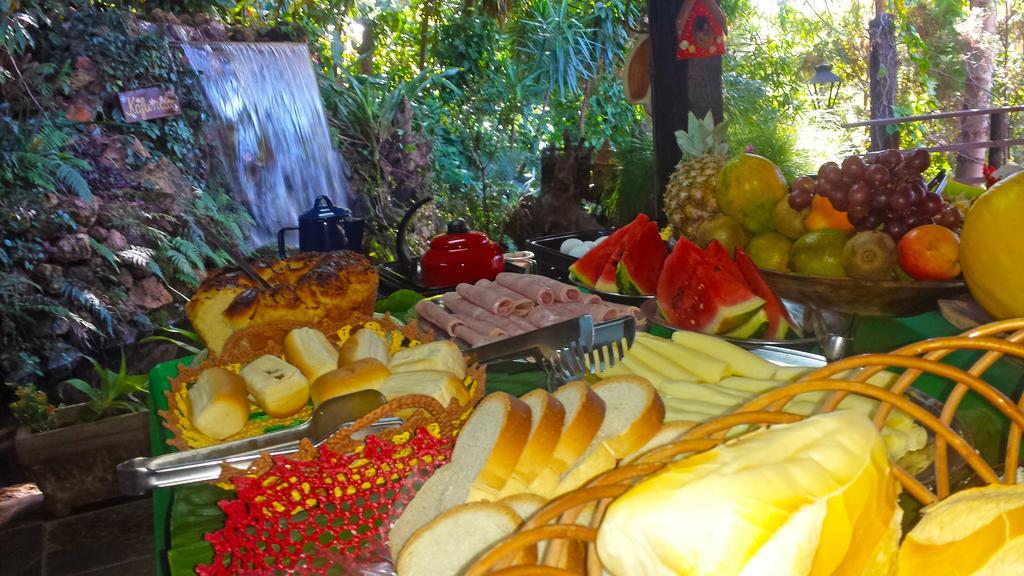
(868, 12, 899, 151)
(989, 112, 1008, 168)
(957, 0, 997, 180)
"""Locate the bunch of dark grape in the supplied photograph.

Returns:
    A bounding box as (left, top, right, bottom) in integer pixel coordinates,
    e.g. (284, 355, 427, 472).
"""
(788, 148, 962, 240)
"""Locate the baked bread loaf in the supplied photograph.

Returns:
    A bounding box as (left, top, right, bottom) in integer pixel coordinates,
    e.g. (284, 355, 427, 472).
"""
(339, 328, 390, 366)
(284, 328, 338, 382)
(186, 251, 377, 355)
(389, 340, 466, 380)
(239, 355, 310, 417)
(189, 367, 249, 440)
(310, 359, 391, 407)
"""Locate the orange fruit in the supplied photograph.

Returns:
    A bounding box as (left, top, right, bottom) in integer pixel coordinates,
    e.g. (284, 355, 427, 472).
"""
(960, 171, 1024, 319)
(897, 224, 961, 281)
(804, 195, 854, 233)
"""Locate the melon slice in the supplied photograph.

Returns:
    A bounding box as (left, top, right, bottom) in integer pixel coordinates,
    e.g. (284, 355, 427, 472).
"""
(616, 221, 668, 296)
(569, 214, 649, 289)
(657, 237, 765, 335)
(723, 308, 767, 338)
(703, 240, 744, 281)
(734, 247, 796, 339)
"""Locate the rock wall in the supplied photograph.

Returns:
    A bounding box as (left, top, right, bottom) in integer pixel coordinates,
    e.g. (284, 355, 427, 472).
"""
(0, 9, 256, 383)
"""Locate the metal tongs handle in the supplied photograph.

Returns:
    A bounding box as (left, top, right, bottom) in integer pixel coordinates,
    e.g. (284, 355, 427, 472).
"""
(117, 417, 402, 494)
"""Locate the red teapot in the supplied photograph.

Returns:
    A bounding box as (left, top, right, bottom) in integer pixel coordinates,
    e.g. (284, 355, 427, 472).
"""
(396, 197, 504, 288)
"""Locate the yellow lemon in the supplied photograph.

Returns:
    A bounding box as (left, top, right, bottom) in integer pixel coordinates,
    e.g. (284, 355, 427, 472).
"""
(960, 171, 1024, 319)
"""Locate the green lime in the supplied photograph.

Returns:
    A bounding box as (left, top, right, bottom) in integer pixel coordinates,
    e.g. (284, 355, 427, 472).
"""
(790, 229, 851, 277)
(745, 232, 792, 271)
(695, 214, 746, 256)
(771, 198, 808, 240)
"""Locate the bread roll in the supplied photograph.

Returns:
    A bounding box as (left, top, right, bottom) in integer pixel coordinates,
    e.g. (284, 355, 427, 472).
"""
(339, 328, 390, 366)
(389, 340, 466, 380)
(378, 370, 468, 407)
(239, 355, 310, 418)
(189, 367, 249, 440)
(310, 358, 391, 407)
(284, 327, 338, 382)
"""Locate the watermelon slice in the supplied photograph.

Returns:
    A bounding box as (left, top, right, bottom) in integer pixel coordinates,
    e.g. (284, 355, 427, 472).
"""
(616, 221, 668, 295)
(734, 247, 797, 339)
(568, 214, 649, 288)
(724, 309, 768, 338)
(657, 237, 765, 334)
(703, 240, 744, 281)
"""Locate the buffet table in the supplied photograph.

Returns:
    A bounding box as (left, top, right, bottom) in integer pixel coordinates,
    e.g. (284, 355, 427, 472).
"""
(147, 308, 1024, 576)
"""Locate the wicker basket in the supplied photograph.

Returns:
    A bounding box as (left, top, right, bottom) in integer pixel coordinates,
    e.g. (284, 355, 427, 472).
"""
(159, 313, 447, 451)
(465, 318, 1024, 576)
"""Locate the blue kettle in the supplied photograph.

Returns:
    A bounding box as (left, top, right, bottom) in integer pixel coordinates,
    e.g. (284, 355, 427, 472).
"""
(277, 195, 365, 257)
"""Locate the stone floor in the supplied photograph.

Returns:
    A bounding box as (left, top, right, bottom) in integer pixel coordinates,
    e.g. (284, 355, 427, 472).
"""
(0, 496, 155, 576)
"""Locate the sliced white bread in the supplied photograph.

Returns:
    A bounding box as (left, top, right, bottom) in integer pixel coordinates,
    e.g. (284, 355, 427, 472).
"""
(496, 390, 565, 498)
(622, 420, 694, 464)
(528, 381, 606, 498)
(389, 393, 532, 558)
(447, 392, 532, 505)
(554, 376, 664, 495)
(396, 501, 524, 576)
(498, 492, 548, 523)
(388, 464, 456, 558)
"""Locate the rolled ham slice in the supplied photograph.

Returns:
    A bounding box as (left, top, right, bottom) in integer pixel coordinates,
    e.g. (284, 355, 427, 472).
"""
(459, 315, 508, 338)
(415, 300, 465, 338)
(558, 302, 619, 322)
(495, 273, 555, 305)
(476, 280, 533, 316)
(580, 293, 603, 305)
(453, 325, 495, 347)
(443, 293, 531, 335)
(456, 282, 513, 316)
(531, 276, 581, 302)
(527, 305, 576, 328)
(605, 302, 642, 320)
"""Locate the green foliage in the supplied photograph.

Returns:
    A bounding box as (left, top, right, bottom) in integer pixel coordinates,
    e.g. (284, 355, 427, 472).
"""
(139, 325, 203, 355)
(8, 383, 54, 432)
(60, 352, 148, 421)
(0, 117, 92, 203)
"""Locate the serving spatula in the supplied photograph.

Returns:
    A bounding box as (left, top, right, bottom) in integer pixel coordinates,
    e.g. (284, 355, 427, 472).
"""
(117, 389, 399, 494)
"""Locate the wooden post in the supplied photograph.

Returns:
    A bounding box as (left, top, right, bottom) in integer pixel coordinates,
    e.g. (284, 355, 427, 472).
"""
(868, 11, 899, 151)
(990, 111, 1008, 168)
(648, 0, 723, 221)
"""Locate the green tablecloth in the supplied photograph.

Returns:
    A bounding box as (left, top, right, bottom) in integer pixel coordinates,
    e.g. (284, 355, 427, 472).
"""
(150, 312, 1024, 575)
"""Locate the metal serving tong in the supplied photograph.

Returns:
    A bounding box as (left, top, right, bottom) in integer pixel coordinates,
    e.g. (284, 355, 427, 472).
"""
(117, 389, 401, 495)
(463, 314, 636, 388)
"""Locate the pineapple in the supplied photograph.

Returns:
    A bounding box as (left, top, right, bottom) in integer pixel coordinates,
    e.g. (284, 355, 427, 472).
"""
(663, 111, 729, 239)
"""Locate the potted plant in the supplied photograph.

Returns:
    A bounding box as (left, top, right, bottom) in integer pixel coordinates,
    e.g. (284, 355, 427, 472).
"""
(12, 353, 150, 515)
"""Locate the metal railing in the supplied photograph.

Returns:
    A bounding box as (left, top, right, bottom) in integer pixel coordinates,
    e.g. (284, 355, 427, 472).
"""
(842, 105, 1024, 184)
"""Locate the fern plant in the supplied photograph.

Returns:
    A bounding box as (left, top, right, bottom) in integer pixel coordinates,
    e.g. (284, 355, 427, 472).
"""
(0, 117, 92, 203)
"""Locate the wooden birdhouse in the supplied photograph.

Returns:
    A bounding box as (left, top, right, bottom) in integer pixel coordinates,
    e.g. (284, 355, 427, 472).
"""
(676, 0, 727, 60)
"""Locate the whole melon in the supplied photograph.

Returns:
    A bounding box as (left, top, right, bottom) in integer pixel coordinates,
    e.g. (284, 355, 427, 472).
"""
(960, 171, 1024, 319)
(716, 153, 789, 234)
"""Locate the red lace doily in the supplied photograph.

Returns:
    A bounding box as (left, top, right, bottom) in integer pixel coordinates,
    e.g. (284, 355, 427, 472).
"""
(198, 428, 454, 575)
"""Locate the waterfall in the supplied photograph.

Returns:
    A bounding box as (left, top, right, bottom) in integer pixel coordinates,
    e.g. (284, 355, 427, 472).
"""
(181, 42, 348, 247)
